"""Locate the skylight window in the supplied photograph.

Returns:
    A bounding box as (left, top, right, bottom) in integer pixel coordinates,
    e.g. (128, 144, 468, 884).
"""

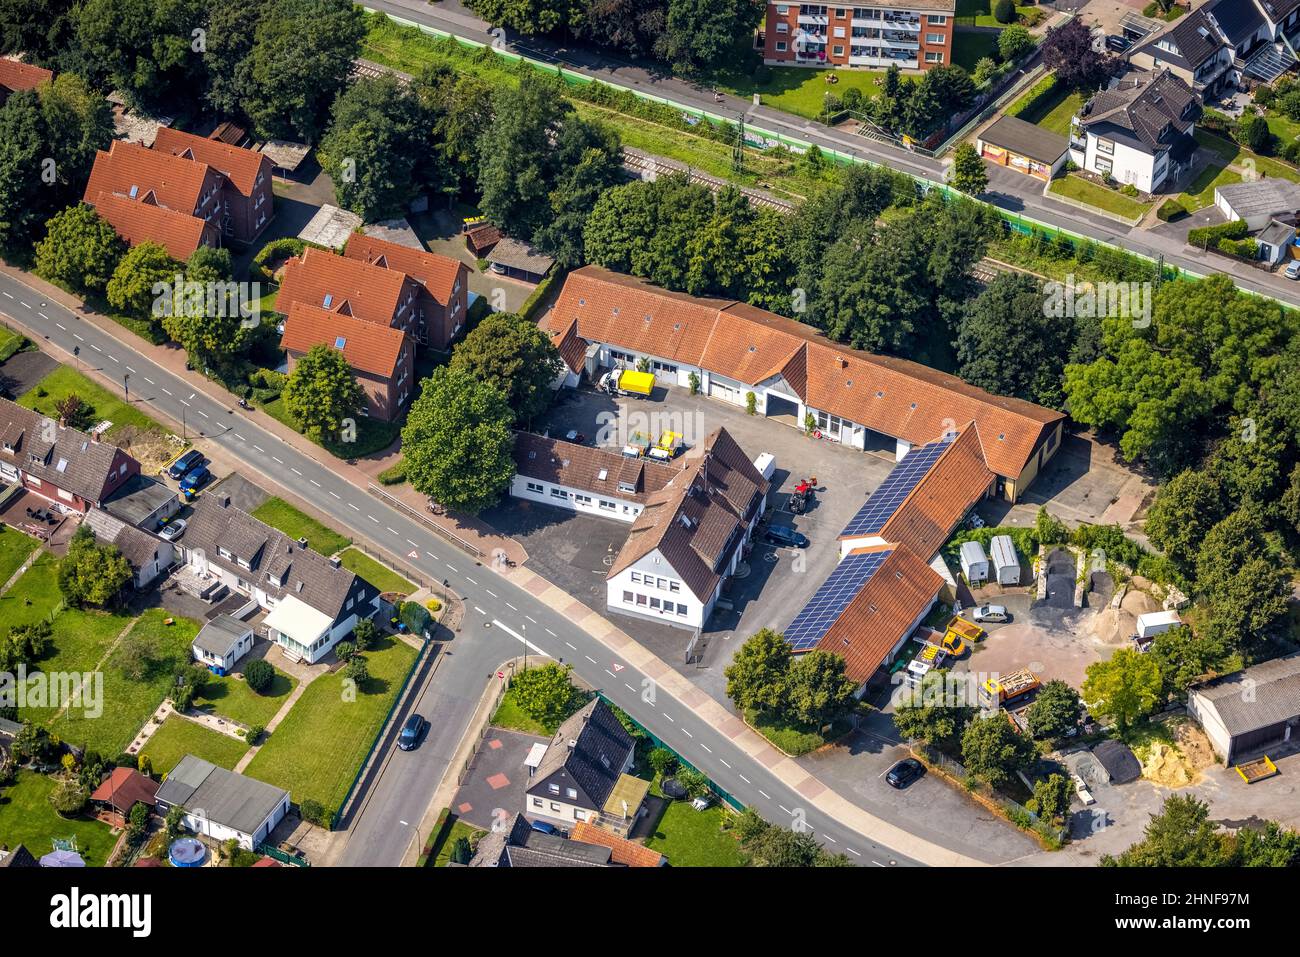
(334, 336, 346, 349)
(323, 293, 333, 308)
(129, 185, 139, 199)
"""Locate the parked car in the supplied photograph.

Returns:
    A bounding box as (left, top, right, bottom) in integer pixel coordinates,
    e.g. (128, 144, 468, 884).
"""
(178, 465, 211, 495)
(1105, 33, 1131, 52)
(397, 713, 426, 751)
(167, 449, 203, 480)
(158, 518, 187, 542)
(529, 819, 562, 836)
(563, 429, 586, 444)
(763, 525, 809, 548)
(971, 604, 1010, 624)
(1285, 260, 1300, 280)
(885, 758, 925, 789)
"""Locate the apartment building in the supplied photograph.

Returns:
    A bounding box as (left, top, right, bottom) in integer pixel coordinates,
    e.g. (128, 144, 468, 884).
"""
(151, 127, 274, 245)
(1129, 0, 1300, 90)
(342, 234, 470, 350)
(762, 2, 955, 71)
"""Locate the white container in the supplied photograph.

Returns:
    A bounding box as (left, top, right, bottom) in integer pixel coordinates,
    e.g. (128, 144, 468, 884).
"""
(990, 534, 1020, 585)
(1135, 610, 1181, 640)
(959, 540, 990, 583)
(752, 452, 776, 482)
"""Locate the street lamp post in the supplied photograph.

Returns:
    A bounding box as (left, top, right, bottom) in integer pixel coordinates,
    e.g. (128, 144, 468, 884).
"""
(123, 373, 130, 401)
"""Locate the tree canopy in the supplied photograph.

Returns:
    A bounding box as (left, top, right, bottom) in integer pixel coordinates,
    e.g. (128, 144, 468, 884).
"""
(282, 344, 366, 443)
(448, 312, 563, 424)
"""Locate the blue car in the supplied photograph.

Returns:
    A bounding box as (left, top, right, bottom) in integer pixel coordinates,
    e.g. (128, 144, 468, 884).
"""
(167, 449, 203, 480)
(529, 820, 561, 836)
(179, 465, 211, 495)
(763, 525, 809, 549)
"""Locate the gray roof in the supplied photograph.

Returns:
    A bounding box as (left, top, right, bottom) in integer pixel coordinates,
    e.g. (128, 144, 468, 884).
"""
(1080, 69, 1198, 155)
(487, 237, 555, 275)
(83, 508, 166, 573)
(0, 845, 37, 868)
(1135, 8, 1223, 70)
(103, 474, 177, 526)
(155, 755, 288, 836)
(469, 814, 615, 867)
(1191, 654, 1300, 736)
(192, 614, 252, 657)
(1215, 178, 1300, 220)
(526, 699, 636, 811)
(1091, 739, 1142, 783)
(1257, 219, 1295, 247)
(1206, 0, 1265, 47)
(182, 496, 371, 623)
(979, 115, 1069, 165)
(0, 397, 132, 504)
(1258, 0, 1300, 22)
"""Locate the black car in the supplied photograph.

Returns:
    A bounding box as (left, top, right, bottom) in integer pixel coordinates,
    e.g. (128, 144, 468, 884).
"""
(1105, 34, 1132, 52)
(886, 758, 925, 789)
(397, 713, 427, 751)
(763, 525, 809, 549)
(167, 449, 203, 480)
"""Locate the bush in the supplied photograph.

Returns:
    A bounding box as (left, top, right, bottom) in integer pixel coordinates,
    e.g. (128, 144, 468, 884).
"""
(1236, 113, 1274, 154)
(245, 724, 265, 745)
(1119, 183, 1140, 197)
(400, 600, 433, 637)
(648, 747, 678, 778)
(244, 659, 274, 693)
(378, 460, 407, 485)
(994, 0, 1016, 23)
(1156, 198, 1187, 222)
(1188, 218, 1248, 249)
(251, 237, 308, 284)
(299, 799, 332, 828)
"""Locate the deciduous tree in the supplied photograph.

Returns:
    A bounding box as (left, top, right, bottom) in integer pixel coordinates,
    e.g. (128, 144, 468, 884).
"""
(282, 344, 366, 444)
(1082, 647, 1163, 732)
(449, 312, 562, 424)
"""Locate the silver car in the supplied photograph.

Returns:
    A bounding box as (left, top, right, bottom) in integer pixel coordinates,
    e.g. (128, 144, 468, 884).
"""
(158, 518, 187, 542)
(1285, 261, 1300, 280)
(972, 604, 1009, 623)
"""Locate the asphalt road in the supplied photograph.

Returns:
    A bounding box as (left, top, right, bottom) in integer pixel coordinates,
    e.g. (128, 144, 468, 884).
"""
(361, 0, 1300, 308)
(0, 272, 922, 868)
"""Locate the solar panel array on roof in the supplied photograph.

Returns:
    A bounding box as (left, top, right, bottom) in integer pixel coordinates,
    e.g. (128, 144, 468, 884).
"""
(839, 436, 954, 538)
(784, 548, 892, 651)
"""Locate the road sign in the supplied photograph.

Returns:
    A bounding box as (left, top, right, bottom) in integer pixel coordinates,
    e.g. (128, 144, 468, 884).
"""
(408, 549, 418, 559)
(496, 671, 505, 680)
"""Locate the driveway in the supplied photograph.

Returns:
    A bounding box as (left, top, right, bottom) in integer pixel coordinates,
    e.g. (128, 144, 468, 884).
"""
(0, 349, 57, 399)
(451, 727, 549, 831)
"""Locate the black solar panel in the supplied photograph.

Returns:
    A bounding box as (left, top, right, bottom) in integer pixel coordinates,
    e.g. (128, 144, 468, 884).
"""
(784, 548, 892, 651)
(839, 436, 954, 538)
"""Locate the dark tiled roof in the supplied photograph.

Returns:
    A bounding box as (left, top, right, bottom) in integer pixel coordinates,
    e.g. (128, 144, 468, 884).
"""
(1092, 739, 1142, 783)
(1081, 69, 1197, 154)
(526, 699, 636, 811)
(0, 845, 37, 868)
(83, 508, 166, 573)
(513, 432, 677, 503)
(1257, 0, 1300, 22)
(979, 115, 1069, 165)
(183, 496, 369, 622)
(470, 814, 616, 867)
(608, 428, 769, 602)
(1206, 0, 1265, 47)
(0, 397, 133, 504)
(1191, 654, 1300, 735)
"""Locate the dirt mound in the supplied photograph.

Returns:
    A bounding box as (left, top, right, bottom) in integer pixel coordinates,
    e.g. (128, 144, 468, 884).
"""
(111, 425, 183, 474)
(1141, 721, 1216, 788)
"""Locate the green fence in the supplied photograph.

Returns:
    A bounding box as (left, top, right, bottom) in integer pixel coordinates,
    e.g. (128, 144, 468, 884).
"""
(255, 841, 311, 867)
(598, 693, 743, 812)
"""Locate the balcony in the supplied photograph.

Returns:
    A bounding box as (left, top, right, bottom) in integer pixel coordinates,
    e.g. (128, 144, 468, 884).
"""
(798, 13, 829, 25)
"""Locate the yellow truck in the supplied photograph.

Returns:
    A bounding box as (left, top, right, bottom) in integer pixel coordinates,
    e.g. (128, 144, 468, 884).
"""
(599, 369, 655, 397)
(647, 430, 684, 462)
(980, 668, 1041, 707)
(942, 616, 984, 655)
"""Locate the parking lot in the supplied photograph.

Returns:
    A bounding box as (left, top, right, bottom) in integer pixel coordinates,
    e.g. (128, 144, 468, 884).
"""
(451, 727, 550, 831)
(496, 383, 900, 701)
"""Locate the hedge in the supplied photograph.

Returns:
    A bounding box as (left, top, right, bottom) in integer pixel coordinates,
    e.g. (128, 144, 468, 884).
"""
(1005, 74, 1058, 119)
(1156, 198, 1186, 222)
(251, 237, 327, 283)
(1187, 218, 1247, 248)
(519, 267, 567, 322)
(377, 460, 407, 485)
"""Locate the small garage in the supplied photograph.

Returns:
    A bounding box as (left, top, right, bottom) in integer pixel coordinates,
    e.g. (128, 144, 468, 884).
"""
(1188, 654, 1300, 765)
(976, 115, 1069, 182)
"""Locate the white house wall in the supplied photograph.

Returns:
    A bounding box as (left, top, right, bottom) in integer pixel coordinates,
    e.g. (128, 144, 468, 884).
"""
(1084, 133, 1160, 192)
(510, 474, 644, 523)
(607, 549, 707, 628)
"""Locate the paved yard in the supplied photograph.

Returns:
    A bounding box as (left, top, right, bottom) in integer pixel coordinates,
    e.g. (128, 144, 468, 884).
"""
(799, 718, 1042, 864)
(0, 349, 57, 400)
(514, 383, 899, 700)
(411, 207, 533, 315)
(451, 727, 549, 831)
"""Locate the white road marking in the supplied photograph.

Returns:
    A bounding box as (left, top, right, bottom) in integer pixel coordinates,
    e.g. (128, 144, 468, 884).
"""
(739, 774, 751, 784)
(348, 503, 360, 511)
(700, 744, 711, 753)
(195, 409, 208, 418)
(107, 354, 119, 363)
(272, 456, 283, 464)
(406, 540, 418, 547)
(385, 527, 397, 535)
(465, 577, 478, 585)
(605, 670, 616, 678)
(330, 491, 341, 499)
(311, 480, 322, 488)
(624, 684, 635, 692)
(19, 300, 29, 308)
(823, 835, 837, 844)
(585, 655, 597, 664)
(525, 616, 536, 624)
(545, 628, 556, 637)
(290, 467, 302, 476)
(233, 434, 245, 442)
(126, 367, 136, 374)
(161, 388, 171, 396)
(491, 619, 546, 654)
(368, 515, 379, 524)
(474, 606, 486, 615)
(91, 343, 101, 352)
(661, 712, 674, 722)
(56, 322, 65, 330)
(73, 334, 83, 341)
(485, 589, 498, 598)
(779, 805, 791, 815)
(758, 789, 771, 799)
(505, 602, 516, 611)
(873, 861, 886, 867)
(2, 292, 12, 298)
(445, 563, 457, 572)
(681, 729, 693, 738)
(847, 848, 861, 857)
(145, 378, 155, 385)
(565, 642, 576, 651)
(39, 313, 48, 320)
(719, 759, 731, 769)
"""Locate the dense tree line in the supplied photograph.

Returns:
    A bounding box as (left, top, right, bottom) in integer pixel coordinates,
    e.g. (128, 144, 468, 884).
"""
(1104, 795, 1300, 867)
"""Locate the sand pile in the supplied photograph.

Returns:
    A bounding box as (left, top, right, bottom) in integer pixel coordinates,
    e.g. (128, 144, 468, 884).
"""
(1141, 721, 1216, 788)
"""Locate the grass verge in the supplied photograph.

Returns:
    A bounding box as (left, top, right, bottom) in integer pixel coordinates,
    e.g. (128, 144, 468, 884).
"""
(139, 714, 251, 773)
(250, 497, 351, 556)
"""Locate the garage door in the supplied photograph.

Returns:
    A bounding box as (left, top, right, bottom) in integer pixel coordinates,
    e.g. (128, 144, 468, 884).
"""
(710, 380, 742, 405)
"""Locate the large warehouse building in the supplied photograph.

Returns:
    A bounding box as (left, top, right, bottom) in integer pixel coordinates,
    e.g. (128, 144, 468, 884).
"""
(1188, 655, 1300, 766)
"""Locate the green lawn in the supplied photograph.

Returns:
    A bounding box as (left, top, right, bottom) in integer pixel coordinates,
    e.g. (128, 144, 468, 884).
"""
(1049, 175, 1152, 219)
(140, 714, 250, 773)
(489, 687, 551, 736)
(1195, 129, 1300, 184)
(0, 527, 40, 589)
(0, 552, 62, 628)
(244, 634, 419, 814)
(34, 609, 200, 756)
(195, 666, 297, 728)
(337, 548, 416, 596)
(955, 0, 1040, 26)
(0, 771, 116, 867)
(432, 819, 485, 866)
(1179, 163, 1241, 211)
(1012, 85, 1086, 137)
(643, 785, 746, 867)
(715, 66, 885, 121)
(251, 497, 351, 556)
(17, 365, 164, 441)
(746, 709, 852, 756)
(260, 395, 402, 459)
(953, 31, 998, 72)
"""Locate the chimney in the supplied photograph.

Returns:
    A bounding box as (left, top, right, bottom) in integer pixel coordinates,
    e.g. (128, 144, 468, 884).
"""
(218, 494, 231, 508)
(329, 555, 341, 568)
(90, 429, 99, 443)
(297, 536, 308, 550)
(567, 738, 578, 751)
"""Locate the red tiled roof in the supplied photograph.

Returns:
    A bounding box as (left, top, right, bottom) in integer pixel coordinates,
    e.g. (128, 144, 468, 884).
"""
(277, 247, 411, 329)
(513, 432, 677, 504)
(90, 191, 209, 261)
(280, 301, 408, 378)
(343, 234, 466, 305)
(813, 546, 945, 684)
(153, 126, 271, 197)
(876, 425, 995, 559)
(548, 267, 1064, 479)
(0, 57, 52, 93)
(553, 317, 588, 374)
(90, 767, 159, 814)
(571, 821, 665, 867)
(84, 140, 210, 216)
(251, 857, 282, 867)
